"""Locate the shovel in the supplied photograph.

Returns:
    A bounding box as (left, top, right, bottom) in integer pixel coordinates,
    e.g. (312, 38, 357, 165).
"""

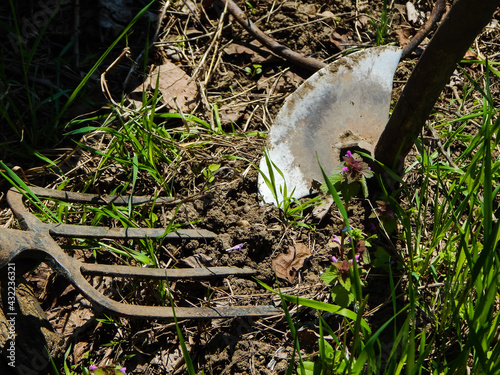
(258, 46, 402, 205)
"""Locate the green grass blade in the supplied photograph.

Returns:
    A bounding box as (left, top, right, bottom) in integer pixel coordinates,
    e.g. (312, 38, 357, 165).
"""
(57, 0, 155, 124)
(317, 154, 349, 224)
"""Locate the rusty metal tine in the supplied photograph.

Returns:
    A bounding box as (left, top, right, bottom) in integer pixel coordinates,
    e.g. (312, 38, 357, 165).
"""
(2, 188, 281, 318)
(0, 227, 279, 318)
(0, 228, 47, 269)
(0, 228, 279, 318)
(26, 186, 176, 205)
(80, 264, 256, 279)
(101, 304, 280, 319)
(7, 188, 216, 239)
(47, 223, 216, 239)
(7, 188, 46, 232)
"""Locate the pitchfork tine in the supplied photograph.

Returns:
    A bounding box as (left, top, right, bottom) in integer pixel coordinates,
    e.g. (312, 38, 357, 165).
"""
(1, 188, 280, 319)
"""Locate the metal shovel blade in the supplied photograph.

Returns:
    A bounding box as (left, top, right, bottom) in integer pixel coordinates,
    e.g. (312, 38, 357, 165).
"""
(258, 46, 402, 205)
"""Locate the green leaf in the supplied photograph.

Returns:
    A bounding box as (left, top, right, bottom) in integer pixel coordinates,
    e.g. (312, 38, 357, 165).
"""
(341, 181, 360, 203)
(320, 270, 339, 285)
(337, 272, 351, 291)
(330, 284, 353, 308)
(372, 247, 391, 268)
(317, 155, 349, 225)
(362, 250, 371, 264)
(208, 164, 221, 172)
(300, 361, 315, 375)
(256, 279, 370, 332)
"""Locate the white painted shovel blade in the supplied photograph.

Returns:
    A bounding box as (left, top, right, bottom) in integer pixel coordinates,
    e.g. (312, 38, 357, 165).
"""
(258, 46, 402, 205)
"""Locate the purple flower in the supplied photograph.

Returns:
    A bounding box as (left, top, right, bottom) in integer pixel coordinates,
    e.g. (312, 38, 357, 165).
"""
(90, 365, 98, 371)
(225, 243, 244, 252)
(119, 367, 127, 374)
(331, 256, 338, 263)
(348, 254, 360, 264)
(332, 234, 341, 245)
(375, 201, 395, 220)
(341, 152, 373, 183)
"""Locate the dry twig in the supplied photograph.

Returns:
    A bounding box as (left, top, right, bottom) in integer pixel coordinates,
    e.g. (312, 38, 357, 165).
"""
(217, 0, 326, 72)
(401, 0, 447, 58)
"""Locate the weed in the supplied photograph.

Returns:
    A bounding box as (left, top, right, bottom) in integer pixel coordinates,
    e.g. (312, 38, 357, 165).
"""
(266, 63, 500, 373)
(244, 1, 256, 15)
(201, 163, 221, 185)
(243, 149, 322, 226)
(244, 63, 263, 77)
(369, 0, 390, 46)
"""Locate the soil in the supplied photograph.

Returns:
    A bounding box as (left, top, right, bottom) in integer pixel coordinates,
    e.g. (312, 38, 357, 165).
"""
(1, 0, 499, 374)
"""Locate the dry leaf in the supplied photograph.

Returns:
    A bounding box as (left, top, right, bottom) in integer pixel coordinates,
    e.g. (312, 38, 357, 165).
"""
(218, 106, 245, 125)
(312, 196, 333, 222)
(391, 27, 415, 49)
(181, 254, 213, 268)
(356, 15, 371, 28)
(329, 27, 352, 50)
(272, 243, 311, 284)
(129, 61, 198, 111)
(463, 49, 478, 60)
(224, 43, 259, 56)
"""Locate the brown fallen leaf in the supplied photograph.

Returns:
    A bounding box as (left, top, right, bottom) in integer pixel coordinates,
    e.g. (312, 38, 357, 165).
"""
(391, 27, 415, 49)
(272, 243, 311, 284)
(224, 43, 260, 56)
(329, 27, 352, 51)
(463, 49, 478, 60)
(311, 196, 333, 222)
(128, 61, 198, 111)
(180, 253, 213, 268)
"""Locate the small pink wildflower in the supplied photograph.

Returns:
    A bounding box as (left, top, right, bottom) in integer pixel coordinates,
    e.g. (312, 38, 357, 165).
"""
(331, 256, 338, 263)
(89, 365, 98, 371)
(225, 243, 244, 252)
(119, 367, 127, 374)
(341, 151, 373, 183)
(332, 234, 341, 246)
(348, 254, 360, 264)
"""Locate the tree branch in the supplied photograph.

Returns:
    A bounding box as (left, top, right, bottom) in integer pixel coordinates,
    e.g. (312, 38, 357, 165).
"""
(217, 0, 327, 72)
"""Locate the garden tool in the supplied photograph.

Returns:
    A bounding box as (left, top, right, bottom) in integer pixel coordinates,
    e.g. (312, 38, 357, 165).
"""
(0, 187, 279, 319)
(258, 46, 402, 205)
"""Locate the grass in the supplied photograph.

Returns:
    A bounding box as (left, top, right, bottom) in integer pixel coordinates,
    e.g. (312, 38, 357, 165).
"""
(0, 0, 155, 163)
(1, 1, 499, 374)
(255, 63, 499, 374)
(370, 0, 390, 46)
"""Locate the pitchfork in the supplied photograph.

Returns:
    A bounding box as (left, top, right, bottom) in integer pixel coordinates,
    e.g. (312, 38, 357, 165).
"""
(0, 187, 279, 319)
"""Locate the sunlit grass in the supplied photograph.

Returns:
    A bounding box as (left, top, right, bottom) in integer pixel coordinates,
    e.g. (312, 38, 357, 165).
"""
(1, 2, 499, 374)
(266, 64, 499, 374)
